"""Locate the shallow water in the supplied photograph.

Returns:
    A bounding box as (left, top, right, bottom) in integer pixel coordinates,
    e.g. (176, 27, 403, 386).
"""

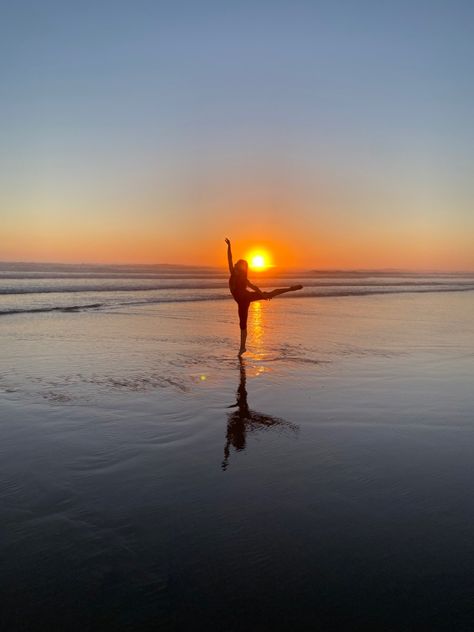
(1, 290, 474, 630)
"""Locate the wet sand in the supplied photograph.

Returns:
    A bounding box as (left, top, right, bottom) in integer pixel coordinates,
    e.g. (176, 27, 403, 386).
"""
(1, 291, 474, 630)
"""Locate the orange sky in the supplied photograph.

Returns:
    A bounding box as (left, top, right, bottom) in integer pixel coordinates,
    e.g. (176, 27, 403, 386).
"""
(2, 210, 473, 271)
(2, 163, 473, 270)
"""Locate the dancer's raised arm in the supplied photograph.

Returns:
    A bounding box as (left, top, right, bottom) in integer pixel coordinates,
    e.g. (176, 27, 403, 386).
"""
(225, 238, 234, 274)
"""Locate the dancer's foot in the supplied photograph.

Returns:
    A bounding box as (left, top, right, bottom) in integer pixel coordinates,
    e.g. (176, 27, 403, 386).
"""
(290, 284, 303, 291)
(238, 347, 247, 356)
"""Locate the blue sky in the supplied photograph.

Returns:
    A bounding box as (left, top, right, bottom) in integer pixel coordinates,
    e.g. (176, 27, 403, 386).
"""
(1, 1, 473, 267)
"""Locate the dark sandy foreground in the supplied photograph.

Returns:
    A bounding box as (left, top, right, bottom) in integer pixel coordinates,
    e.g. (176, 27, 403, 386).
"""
(1, 292, 474, 630)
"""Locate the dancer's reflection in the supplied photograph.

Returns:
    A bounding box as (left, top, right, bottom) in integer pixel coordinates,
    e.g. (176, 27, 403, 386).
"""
(222, 358, 298, 470)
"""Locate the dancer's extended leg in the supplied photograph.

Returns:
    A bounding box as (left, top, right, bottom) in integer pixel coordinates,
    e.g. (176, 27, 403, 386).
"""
(263, 285, 303, 299)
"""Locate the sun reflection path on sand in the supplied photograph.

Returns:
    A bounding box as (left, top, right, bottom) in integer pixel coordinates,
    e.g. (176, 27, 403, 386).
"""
(248, 300, 270, 375)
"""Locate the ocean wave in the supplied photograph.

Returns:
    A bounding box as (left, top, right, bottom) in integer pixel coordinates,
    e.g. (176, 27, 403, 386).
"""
(0, 303, 103, 316)
(1, 279, 473, 295)
(1, 284, 473, 317)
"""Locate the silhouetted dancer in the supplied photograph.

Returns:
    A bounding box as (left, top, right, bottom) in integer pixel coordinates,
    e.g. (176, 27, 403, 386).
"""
(222, 358, 298, 470)
(225, 238, 303, 355)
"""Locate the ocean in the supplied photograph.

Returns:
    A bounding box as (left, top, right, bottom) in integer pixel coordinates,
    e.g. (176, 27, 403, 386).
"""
(1, 262, 473, 316)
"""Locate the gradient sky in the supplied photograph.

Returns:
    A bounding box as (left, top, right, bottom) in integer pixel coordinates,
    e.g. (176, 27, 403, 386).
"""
(1, 0, 473, 269)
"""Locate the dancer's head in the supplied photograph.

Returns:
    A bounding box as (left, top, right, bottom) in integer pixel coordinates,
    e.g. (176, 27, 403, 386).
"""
(234, 259, 248, 278)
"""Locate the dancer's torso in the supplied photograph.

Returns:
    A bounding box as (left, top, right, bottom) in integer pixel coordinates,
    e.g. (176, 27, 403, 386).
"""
(229, 272, 247, 301)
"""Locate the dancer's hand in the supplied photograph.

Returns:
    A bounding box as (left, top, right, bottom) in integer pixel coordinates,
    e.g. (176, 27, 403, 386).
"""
(225, 238, 231, 246)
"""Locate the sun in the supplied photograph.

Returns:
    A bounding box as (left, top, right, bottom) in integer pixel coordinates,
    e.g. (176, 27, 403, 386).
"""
(246, 248, 273, 270)
(251, 254, 266, 270)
